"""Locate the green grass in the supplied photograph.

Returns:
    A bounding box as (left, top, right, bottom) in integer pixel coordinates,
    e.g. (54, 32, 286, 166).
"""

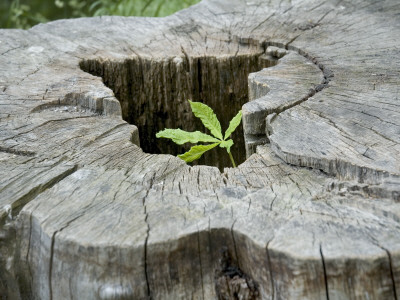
(0, 0, 200, 29)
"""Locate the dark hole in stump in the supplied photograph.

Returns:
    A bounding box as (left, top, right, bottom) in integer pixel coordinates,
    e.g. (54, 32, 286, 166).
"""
(80, 51, 277, 170)
(215, 247, 260, 300)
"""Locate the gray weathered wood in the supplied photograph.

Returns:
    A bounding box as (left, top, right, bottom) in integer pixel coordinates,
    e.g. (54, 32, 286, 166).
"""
(0, 0, 399, 299)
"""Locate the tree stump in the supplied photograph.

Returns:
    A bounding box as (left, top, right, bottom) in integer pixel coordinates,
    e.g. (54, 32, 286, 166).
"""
(0, 0, 399, 299)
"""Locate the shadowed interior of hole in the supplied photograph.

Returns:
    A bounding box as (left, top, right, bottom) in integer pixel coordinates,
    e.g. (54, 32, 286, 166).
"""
(80, 52, 277, 170)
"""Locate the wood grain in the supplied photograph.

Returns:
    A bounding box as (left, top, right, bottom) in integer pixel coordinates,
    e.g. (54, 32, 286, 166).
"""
(0, 0, 399, 299)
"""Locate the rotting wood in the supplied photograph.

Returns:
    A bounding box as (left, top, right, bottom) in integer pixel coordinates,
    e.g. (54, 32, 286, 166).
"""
(0, 0, 399, 299)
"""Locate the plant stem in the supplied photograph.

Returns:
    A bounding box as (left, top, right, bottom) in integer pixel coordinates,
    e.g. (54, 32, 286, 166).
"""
(228, 151, 236, 168)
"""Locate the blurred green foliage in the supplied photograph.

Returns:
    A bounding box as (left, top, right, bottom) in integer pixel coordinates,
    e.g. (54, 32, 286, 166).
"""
(0, 0, 200, 29)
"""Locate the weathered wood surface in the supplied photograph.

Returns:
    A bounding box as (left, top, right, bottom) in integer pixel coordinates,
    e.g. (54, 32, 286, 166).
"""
(0, 0, 399, 299)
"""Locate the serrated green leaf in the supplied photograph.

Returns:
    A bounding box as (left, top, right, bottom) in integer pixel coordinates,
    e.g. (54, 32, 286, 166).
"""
(178, 143, 220, 162)
(219, 139, 234, 153)
(224, 110, 242, 140)
(189, 100, 223, 140)
(156, 129, 220, 145)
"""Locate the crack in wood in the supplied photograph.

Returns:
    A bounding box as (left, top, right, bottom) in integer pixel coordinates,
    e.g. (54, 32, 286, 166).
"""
(196, 228, 205, 300)
(0, 146, 36, 157)
(319, 244, 330, 300)
(143, 173, 155, 299)
(265, 239, 275, 300)
(8, 165, 79, 220)
(385, 248, 399, 300)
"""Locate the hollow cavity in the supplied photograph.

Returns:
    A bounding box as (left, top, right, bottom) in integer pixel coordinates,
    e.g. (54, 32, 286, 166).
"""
(80, 52, 277, 169)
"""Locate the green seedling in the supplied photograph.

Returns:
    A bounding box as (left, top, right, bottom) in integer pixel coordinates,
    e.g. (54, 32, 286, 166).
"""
(156, 100, 242, 167)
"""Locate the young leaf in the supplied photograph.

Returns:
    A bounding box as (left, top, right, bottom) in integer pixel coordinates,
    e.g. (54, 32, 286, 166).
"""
(189, 100, 223, 140)
(219, 139, 234, 153)
(156, 129, 220, 145)
(224, 110, 242, 140)
(178, 143, 220, 162)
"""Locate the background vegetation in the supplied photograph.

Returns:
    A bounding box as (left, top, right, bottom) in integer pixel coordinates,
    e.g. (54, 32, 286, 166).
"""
(0, 0, 200, 29)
